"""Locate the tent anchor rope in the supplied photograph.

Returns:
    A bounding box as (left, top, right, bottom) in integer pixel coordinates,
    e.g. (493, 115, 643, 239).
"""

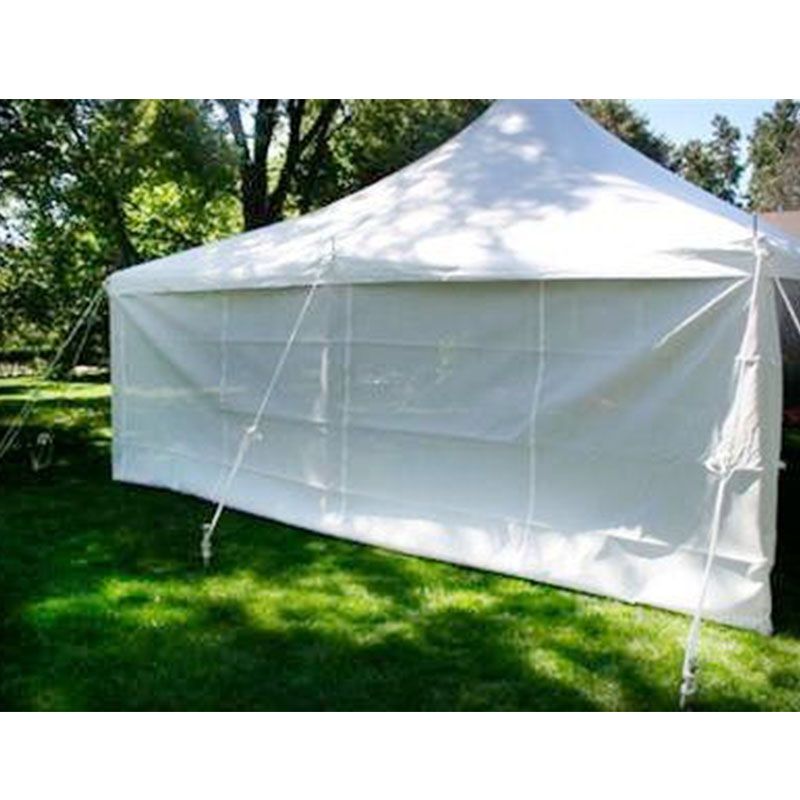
(774, 274, 800, 339)
(0, 282, 106, 465)
(200, 259, 329, 567)
(679, 471, 731, 709)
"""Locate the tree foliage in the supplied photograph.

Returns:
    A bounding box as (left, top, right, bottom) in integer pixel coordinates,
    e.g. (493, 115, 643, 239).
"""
(748, 100, 800, 212)
(578, 100, 674, 168)
(328, 100, 489, 200)
(673, 115, 743, 204)
(0, 100, 239, 353)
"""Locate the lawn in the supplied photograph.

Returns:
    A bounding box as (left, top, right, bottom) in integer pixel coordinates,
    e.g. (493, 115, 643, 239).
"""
(2, 376, 800, 711)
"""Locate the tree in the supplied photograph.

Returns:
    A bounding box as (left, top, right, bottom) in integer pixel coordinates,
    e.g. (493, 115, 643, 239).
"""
(748, 100, 800, 211)
(674, 115, 743, 204)
(0, 100, 238, 358)
(779, 130, 800, 211)
(0, 100, 237, 269)
(578, 100, 674, 168)
(216, 100, 344, 230)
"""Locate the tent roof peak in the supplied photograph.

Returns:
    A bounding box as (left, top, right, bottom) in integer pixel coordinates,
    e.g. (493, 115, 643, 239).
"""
(108, 100, 800, 295)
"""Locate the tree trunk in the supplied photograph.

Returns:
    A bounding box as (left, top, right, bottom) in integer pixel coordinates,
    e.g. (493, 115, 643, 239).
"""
(241, 162, 269, 230)
(219, 99, 277, 231)
(219, 99, 341, 231)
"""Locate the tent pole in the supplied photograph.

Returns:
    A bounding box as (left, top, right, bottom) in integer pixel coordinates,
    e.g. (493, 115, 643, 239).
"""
(679, 215, 765, 709)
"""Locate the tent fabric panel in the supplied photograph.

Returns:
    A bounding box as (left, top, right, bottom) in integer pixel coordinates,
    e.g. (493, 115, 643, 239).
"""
(110, 277, 781, 631)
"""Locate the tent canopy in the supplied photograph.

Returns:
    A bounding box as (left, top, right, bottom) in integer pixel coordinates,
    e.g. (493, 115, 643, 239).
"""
(108, 100, 800, 297)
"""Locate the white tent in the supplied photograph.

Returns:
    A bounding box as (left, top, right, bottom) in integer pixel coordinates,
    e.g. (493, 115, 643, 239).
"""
(106, 100, 800, 634)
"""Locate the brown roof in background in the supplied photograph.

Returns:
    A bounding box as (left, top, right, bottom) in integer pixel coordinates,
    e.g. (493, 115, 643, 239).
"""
(762, 210, 800, 239)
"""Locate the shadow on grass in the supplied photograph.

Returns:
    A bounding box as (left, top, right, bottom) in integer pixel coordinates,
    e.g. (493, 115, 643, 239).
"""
(1, 379, 798, 711)
(0, 470, 661, 711)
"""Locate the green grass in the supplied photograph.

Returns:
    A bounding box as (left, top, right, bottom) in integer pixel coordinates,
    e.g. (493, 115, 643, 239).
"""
(2, 376, 800, 711)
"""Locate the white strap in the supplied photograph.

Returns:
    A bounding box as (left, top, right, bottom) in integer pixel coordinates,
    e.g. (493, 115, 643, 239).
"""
(338, 283, 353, 518)
(524, 281, 547, 533)
(200, 272, 324, 565)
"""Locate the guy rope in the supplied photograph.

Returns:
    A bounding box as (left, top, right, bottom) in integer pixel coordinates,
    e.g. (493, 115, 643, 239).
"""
(0, 282, 106, 466)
